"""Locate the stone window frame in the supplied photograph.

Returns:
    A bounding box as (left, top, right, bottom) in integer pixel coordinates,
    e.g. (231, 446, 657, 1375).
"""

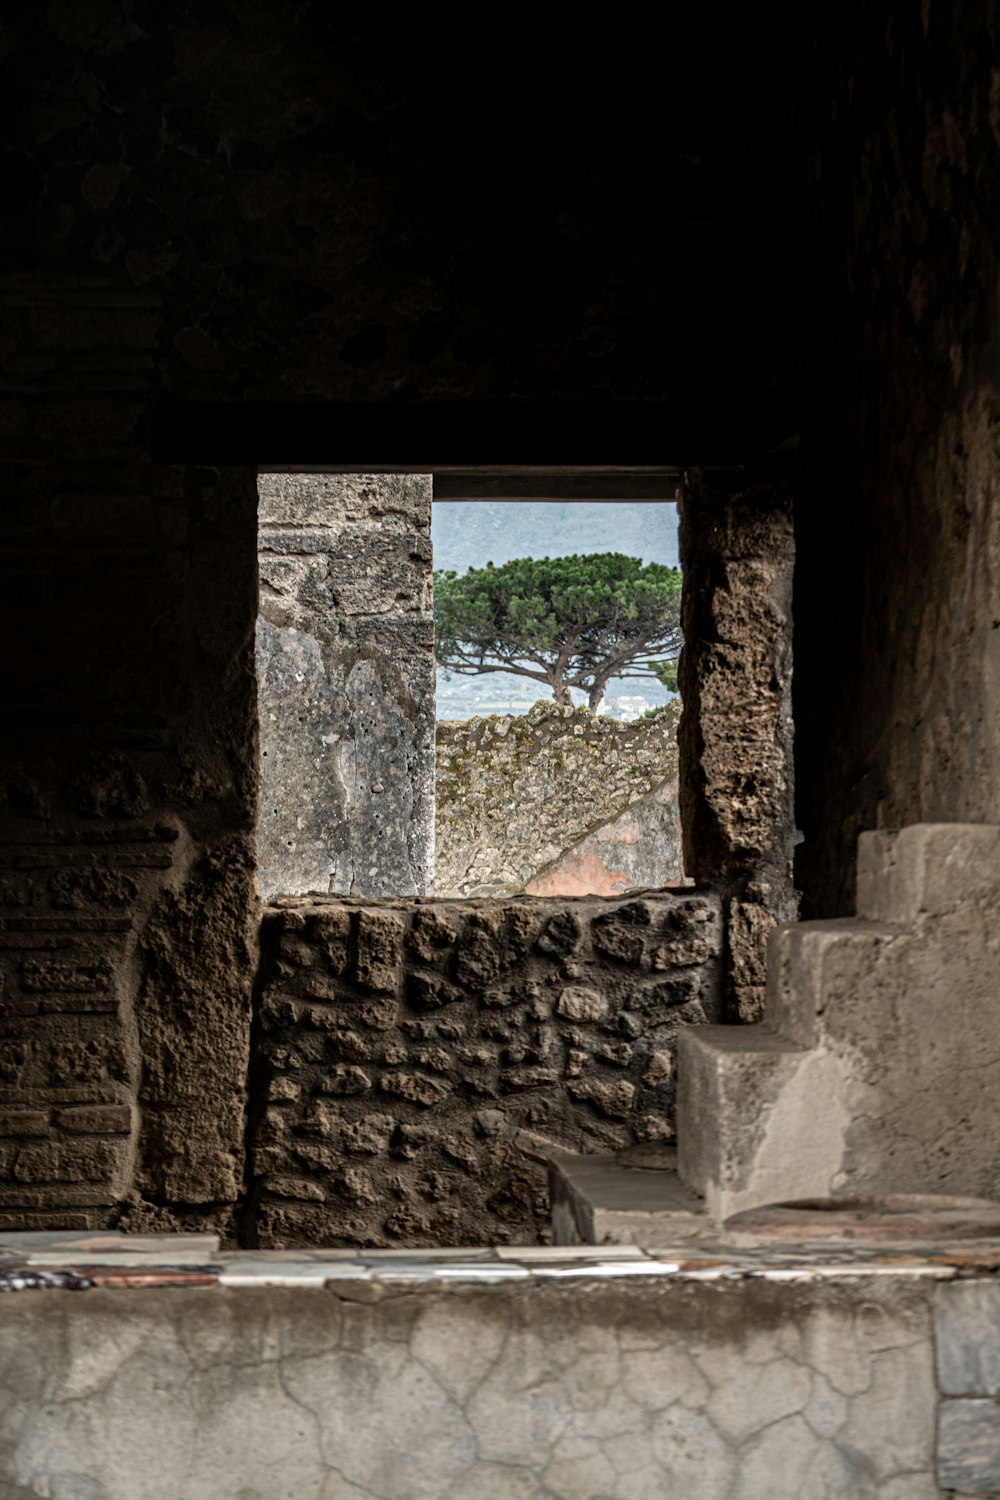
(254, 462, 689, 900)
(248, 462, 796, 1247)
(254, 461, 797, 1020)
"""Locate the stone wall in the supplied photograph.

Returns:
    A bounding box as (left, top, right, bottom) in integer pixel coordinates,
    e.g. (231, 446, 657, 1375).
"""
(677, 469, 798, 1020)
(0, 7, 791, 1242)
(248, 890, 722, 1247)
(0, 444, 259, 1241)
(435, 702, 683, 897)
(0, 1268, 947, 1500)
(257, 472, 434, 902)
(795, 2, 1000, 917)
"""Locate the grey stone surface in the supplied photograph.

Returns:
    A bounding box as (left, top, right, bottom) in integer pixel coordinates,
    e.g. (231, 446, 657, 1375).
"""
(678, 823, 1000, 1220)
(938, 1400, 1000, 1493)
(0, 1274, 939, 1499)
(546, 1151, 707, 1245)
(257, 473, 435, 902)
(936, 1283, 1000, 1396)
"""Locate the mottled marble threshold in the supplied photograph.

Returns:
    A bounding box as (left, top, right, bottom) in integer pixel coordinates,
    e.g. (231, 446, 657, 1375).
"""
(2, 1231, 1000, 1292)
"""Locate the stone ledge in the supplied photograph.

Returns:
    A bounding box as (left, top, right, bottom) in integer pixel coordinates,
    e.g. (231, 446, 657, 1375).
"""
(0, 1229, 993, 1292)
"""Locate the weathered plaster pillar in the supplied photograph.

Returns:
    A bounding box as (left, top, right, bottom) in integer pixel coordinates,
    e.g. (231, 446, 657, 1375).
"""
(678, 466, 798, 1020)
(256, 474, 435, 901)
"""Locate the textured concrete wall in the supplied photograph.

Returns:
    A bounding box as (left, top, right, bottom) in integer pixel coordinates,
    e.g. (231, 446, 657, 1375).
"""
(795, 3, 1000, 917)
(256, 473, 434, 901)
(249, 891, 722, 1247)
(0, 1276, 941, 1499)
(677, 470, 798, 1020)
(680, 822, 1000, 1221)
(435, 702, 682, 897)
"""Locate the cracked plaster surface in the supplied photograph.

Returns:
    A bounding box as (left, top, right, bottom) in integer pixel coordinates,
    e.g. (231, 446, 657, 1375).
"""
(0, 1277, 941, 1500)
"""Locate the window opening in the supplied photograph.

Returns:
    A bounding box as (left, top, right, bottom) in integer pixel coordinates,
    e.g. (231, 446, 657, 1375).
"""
(249, 467, 792, 1251)
(431, 498, 686, 898)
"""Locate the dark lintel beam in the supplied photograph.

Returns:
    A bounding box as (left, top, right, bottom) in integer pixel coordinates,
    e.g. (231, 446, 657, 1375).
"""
(151, 401, 796, 471)
(432, 472, 677, 501)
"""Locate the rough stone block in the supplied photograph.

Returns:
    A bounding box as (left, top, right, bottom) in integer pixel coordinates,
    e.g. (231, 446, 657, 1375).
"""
(536, 909, 582, 957)
(405, 909, 458, 963)
(556, 985, 609, 1022)
(406, 971, 465, 1009)
(54, 1105, 131, 1135)
(454, 912, 505, 987)
(353, 911, 405, 993)
(20, 959, 113, 992)
(0, 1111, 49, 1137)
(857, 824, 1000, 926)
(591, 902, 652, 964)
(263, 1175, 326, 1202)
(936, 1283, 1000, 1396)
(567, 1078, 636, 1117)
(317, 1067, 372, 1097)
(12, 1140, 121, 1185)
(379, 1072, 450, 1107)
(938, 1399, 1000, 1493)
(676, 1026, 825, 1219)
(258, 472, 430, 530)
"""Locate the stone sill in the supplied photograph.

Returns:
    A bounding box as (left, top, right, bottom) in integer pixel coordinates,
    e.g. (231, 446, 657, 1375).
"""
(1, 1230, 997, 1292)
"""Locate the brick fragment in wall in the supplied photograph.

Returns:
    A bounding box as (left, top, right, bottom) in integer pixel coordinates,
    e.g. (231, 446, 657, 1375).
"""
(11, 1139, 124, 1185)
(0, 1111, 49, 1137)
(20, 960, 114, 993)
(54, 1105, 131, 1134)
(248, 892, 724, 1249)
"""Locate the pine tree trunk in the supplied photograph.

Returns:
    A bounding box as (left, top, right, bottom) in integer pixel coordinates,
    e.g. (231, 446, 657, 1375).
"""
(588, 678, 609, 712)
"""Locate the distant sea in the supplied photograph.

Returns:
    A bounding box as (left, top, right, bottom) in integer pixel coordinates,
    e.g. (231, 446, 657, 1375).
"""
(432, 500, 680, 720)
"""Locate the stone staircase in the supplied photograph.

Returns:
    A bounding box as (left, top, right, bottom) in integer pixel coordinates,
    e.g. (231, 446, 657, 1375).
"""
(550, 825, 1000, 1242)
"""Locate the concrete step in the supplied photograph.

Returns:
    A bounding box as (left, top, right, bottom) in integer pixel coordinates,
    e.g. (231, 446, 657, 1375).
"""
(545, 1147, 708, 1246)
(765, 917, 905, 1047)
(677, 1025, 849, 1222)
(668, 823, 1000, 1224)
(856, 823, 1000, 924)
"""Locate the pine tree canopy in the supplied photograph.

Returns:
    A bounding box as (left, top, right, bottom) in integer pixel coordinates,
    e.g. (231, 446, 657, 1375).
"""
(433, 552, 682, 711)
